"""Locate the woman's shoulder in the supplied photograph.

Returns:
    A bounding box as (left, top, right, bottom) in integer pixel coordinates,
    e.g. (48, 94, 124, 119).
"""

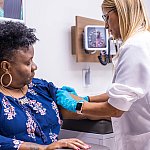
(31, 78, 46, 84)
(124, 30, 150, 46)
(30, 78, 58, 100)
(30, 78, 57, 90)
(120, 30, 150, 54)
(117, 31, 150, 65)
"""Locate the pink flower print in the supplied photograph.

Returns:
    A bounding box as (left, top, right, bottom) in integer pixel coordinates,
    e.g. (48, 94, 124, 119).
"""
(5, 106, 16, 120)
(29, 100, 46, 115)
(2, 98, 16, 120)
(13, 139, 23, 149)
(28, 88, 37, 95)
(26, 111, 37, 139)
(49, 129, 58, 142)
(30, 100, 36, 105)
(51, 101, 62, 125)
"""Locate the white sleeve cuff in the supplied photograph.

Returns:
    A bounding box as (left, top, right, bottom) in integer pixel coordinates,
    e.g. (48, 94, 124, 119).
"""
(108, 97, 132, 111)
(107, 83, 145, 111)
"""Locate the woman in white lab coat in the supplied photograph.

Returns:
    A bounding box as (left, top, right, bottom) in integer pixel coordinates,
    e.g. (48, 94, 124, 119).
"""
(56, 0, 150, 149)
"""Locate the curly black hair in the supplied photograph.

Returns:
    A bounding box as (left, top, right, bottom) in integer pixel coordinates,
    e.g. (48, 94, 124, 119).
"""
(0, 21, 38, 61)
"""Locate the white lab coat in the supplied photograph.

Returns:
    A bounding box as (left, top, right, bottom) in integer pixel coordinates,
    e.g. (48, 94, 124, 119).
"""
(107, 30, 150, 150)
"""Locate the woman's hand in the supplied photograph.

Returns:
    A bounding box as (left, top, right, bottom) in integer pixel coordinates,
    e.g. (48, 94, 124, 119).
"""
(45, 138, 91, 150)
(61, 86, 89, 102)
(19, 139, 90, 150)
(61, 86, 78, 96)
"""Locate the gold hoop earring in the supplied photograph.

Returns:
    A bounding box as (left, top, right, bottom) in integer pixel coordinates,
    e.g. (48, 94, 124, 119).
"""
(0, 71, 12, 87)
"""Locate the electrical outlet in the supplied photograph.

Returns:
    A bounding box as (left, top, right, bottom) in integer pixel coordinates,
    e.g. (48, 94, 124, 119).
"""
(82, 68, 91, 87)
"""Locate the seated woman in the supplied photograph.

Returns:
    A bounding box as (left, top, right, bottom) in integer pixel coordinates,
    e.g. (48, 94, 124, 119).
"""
(0, 21, 90, 150)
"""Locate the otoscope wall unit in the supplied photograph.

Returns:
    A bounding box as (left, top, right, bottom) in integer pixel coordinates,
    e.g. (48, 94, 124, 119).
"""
(71, 16, 117, 65)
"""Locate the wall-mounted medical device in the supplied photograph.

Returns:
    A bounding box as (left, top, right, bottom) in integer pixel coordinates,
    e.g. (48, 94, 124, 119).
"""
(83, 25, 112, 65)
(71, 16, 117, 64)
(84, 25, 108, 51)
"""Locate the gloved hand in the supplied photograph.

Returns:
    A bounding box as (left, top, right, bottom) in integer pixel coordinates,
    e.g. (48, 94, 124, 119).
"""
(56, 89, 85, 112)
(61, 86, 78, 96)
(82, 96, 89, 101)
(61, 86, 89, 101)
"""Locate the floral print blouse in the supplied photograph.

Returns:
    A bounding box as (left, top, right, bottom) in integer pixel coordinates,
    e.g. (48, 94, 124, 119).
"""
(0, 78, 63, 150)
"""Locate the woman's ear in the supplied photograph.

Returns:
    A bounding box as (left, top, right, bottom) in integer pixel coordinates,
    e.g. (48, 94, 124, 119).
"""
(0, 61, 11, 71)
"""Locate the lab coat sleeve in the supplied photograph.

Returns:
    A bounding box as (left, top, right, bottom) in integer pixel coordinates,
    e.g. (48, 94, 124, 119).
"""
(0, 135, 23, 150)
(107, 42, 150, 111)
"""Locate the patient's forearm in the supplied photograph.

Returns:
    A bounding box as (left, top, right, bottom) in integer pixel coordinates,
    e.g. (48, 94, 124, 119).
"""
(60, 93, 110, 120)
(89, 93, 109, 102)
(84, 114, 111, 120)
(60, 105, 111, 121)
(19, 142, 47, 150)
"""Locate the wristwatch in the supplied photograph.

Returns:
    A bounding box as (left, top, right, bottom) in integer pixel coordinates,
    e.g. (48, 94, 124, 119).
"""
(76, 101, 84, 114)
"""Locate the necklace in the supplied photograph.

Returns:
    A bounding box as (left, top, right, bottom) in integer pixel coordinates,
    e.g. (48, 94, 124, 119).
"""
(0, 86, 28, 105)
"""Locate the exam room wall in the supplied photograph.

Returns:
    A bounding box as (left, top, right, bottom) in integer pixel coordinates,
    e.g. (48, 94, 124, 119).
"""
(25, 0, 150, 96)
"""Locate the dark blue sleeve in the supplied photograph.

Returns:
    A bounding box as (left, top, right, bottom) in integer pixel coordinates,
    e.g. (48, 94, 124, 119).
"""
(32, 78, 58, 103)
(32, 78, 62, 119)
(0, 135, 23, 150)
(47, 82, 58, 103)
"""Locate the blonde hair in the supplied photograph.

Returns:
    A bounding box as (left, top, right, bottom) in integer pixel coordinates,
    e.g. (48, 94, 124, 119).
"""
(102, 0, 150, 43)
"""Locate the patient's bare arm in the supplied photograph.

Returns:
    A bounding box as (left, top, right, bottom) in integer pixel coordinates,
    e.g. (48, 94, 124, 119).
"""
(60, 94, 111, 120)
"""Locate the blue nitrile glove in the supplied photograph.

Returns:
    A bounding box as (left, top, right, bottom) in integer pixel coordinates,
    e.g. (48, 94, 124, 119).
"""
(56, 89, 85, 112)
(61, 86, 89, 101)
(82, 96, 89, 101)
(61, 86, 78, 96)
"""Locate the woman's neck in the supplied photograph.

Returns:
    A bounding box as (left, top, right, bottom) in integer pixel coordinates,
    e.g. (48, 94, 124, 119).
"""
(0, 85, 27, 98)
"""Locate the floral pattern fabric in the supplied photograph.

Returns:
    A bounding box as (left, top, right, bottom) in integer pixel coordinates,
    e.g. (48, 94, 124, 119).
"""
(0, 78, 62, 150)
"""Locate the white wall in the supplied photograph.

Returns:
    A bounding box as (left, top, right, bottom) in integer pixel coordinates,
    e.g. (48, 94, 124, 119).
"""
(25, 0, 150, 96)
(25, 0, 113, 96)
